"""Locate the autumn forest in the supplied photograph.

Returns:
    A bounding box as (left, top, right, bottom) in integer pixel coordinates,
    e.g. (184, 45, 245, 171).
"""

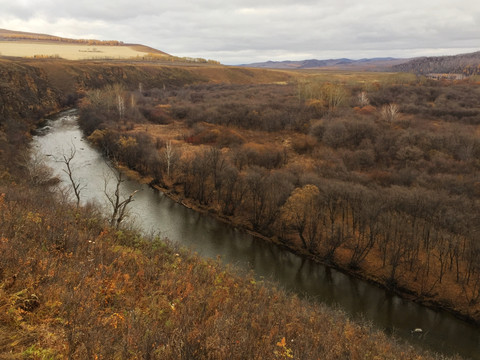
(78, 75, 480, 321)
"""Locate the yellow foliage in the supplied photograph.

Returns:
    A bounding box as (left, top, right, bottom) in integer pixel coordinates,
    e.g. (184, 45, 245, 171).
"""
(274, 337, 294, 359)
(87, 129, 106, 146)
(306, 98, 326, 109)
(281, 184, 320, 224)
(26, 211, 42, 225)
(118, 135, 137, 148)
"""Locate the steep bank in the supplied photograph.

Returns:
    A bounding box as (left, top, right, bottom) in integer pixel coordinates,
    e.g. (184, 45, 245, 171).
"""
(0, 180, 449, 359)
(0, 59, 64, 122)
(0, 58, 204, 124)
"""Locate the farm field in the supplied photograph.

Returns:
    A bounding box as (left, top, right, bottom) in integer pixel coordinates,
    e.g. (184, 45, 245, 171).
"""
(0, 41, 151, 60)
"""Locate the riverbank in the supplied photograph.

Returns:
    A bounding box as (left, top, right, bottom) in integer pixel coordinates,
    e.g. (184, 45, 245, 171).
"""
(88, 164, 469, 332)
(142, 176, 479, 327)
(4, 180, 452, 359)
(161, 186, 479, 325)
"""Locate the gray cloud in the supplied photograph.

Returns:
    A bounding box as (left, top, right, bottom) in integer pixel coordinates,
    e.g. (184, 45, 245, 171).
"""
(0, 0, 479, 64)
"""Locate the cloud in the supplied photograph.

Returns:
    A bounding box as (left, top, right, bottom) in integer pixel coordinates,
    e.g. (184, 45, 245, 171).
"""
(1, 0, 479, 64)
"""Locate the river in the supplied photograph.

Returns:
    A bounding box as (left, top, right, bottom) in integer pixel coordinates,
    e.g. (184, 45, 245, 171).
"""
(32, 110, 480, 359)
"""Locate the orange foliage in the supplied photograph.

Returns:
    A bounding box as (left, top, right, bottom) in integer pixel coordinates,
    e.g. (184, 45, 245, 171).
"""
(353, 105, 376, 114)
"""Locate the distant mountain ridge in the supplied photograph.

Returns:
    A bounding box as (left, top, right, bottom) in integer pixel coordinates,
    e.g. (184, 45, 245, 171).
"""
(241, 50, 480, 75)
(240, 57, 409, 70)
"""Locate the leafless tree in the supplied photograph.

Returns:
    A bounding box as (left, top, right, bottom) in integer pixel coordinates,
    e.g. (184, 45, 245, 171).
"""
(117, 94, 125, 121)
(59, 146, 83, 207)
(104, 163, 139, 228)
(163, 140, 175, 179)
(380, 103, 400, 122)
(24, 152, 53, 186)
(357, 91, 370, 106)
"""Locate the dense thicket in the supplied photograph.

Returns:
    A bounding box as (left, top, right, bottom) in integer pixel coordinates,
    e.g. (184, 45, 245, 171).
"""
(78, 78, 480, 321)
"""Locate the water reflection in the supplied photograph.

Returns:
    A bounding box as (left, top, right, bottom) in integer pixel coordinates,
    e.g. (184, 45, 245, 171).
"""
(32, 111, 479, 360)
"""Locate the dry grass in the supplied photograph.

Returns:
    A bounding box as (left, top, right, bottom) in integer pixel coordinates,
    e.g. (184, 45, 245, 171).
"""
(0, 183, 452, 359)
(189, 66, 293, 84)
(291, 69, 418, 86)
(0, 41, 150, 60)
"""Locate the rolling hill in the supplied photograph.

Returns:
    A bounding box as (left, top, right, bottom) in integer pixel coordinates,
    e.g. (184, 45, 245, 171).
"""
(241, 50, 480, 76)
(0, 28, 169, 60)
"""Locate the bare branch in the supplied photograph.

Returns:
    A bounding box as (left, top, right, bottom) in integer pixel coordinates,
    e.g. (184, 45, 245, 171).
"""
(380, 103, 400, 122)
(103, 161, 139, 228)
(57, 145, 83, 207)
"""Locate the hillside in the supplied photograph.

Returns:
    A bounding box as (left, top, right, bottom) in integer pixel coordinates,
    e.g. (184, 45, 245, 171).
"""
(0, 57, 293, 129)
(0, 28, 173, 61)
(0, 28, 124, 46)
(240, 57, 409, 70)
(0, 180, 448, 359)
(392, 50, 480, 75)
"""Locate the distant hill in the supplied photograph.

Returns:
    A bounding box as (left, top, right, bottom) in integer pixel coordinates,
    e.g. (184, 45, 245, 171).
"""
(0, 28, 124, 47)
(391, 51, 480, 76)
(0, 28, 173, 60)
(240, 57, 409, 71)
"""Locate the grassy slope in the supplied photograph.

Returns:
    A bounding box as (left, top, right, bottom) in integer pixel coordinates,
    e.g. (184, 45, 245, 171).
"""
(0, 182, 452, 359)
(0, 57, 293, 128)
(0, 28, 167, 60)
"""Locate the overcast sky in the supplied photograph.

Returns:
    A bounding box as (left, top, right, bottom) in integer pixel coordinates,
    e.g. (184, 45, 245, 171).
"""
(1, 0, 479, 64)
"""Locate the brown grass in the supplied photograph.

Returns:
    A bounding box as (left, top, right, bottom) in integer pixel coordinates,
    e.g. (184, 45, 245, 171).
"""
(0, 183, 449, 359)
(0, 41, 151, 60)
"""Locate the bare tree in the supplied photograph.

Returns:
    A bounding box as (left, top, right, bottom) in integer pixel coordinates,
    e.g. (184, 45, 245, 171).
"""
(322, 83, 348, 111)
(104, 163, 138, 229)
(380, 103, 400, 122)
(163, 140, 174, 179)
(117, 94, 125, 121)
(60, 147, 83, 207)
(297, 79, 348, 111)
(357, 91, 370, 107)
(24, 152, 53, 186)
